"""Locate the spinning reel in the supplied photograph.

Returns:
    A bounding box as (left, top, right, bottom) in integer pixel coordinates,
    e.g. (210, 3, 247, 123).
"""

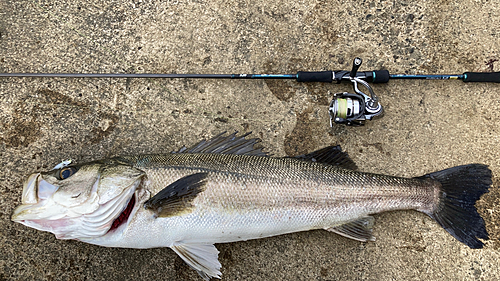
(329, 58, 384, 126)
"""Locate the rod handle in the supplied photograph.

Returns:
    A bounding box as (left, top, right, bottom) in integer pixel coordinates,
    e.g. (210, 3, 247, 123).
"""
(463, 72, 500, 83)
(372, 70, 390, 83)
(296, 71, 333, 82)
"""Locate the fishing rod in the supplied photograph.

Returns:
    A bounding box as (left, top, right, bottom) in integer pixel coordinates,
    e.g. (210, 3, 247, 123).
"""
(2, 58, 499, 126)
(2, 68, 499, 83)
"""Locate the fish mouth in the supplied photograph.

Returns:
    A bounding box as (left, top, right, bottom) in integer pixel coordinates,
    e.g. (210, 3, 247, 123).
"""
(21, 173, 40, 204)
(12, 172, 141, 240)
(11, 173, 69, 223)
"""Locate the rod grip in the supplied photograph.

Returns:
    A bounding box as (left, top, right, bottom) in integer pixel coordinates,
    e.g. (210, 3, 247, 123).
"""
(372, 70, 390, 83)
(296, 71, 333, 82)
(463, 72, 500, 83)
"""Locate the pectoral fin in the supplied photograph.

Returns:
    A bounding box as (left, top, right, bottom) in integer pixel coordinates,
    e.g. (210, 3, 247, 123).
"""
(327, 216, 375, 242)
(143, 173, 208, 217)
(171, 242, 222, 280)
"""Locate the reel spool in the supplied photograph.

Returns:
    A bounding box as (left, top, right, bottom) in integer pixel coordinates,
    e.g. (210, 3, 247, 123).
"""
(329, 58, 384, 126)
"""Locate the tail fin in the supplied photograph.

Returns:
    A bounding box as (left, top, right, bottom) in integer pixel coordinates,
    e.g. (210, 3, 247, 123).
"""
(419, 164, 492, 249)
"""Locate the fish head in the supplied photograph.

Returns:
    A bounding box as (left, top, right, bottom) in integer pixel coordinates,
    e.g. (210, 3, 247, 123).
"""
(11, 159, 145, 241)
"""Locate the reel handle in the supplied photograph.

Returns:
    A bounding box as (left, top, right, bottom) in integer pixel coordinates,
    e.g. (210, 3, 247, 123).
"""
(350, 57, 362, 78)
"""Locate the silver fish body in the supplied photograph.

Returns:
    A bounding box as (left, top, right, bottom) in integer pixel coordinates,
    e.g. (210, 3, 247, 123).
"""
(106, 153, 436, 246)
(11, 133, 491, 280)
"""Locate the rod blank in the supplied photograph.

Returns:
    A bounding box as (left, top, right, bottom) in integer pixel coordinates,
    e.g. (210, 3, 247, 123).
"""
(0, 73, 296, 79)
(1, 71, 499, 83)
(0, 73, 232, 78)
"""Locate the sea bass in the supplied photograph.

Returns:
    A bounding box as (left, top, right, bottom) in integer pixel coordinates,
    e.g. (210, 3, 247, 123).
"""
(12, 132, 491, 280)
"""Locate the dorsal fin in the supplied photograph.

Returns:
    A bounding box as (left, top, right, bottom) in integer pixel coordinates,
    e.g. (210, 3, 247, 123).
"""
(294, 146, 357, 170)
(172, 132, 268, 156)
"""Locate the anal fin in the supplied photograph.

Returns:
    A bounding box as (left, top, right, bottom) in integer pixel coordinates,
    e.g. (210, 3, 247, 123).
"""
(171, 242, 222, 280)
(327, 216, 375, 242)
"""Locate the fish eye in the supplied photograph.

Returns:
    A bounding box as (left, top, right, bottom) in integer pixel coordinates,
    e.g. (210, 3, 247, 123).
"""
(59, 167, 77, 180)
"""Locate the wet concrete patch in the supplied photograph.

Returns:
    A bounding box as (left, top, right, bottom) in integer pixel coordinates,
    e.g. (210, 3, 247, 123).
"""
(265, 79, 295, 101)
(284, 107, 324, 156)
(477, 178, 500, 250)
(87, 112, 119, 145)
(36, 88, 90, 110)
(1, 118, 41, 148)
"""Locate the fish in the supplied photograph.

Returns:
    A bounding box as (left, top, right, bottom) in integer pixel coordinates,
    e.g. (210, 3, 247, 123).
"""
(11, 132, 491, 280)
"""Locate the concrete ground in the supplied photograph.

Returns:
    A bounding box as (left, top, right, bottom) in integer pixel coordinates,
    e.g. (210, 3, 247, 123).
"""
(1, 0, 500, 280)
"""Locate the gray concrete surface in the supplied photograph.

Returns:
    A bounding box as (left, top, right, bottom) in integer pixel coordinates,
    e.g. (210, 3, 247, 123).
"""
(1, 0, 500, 280)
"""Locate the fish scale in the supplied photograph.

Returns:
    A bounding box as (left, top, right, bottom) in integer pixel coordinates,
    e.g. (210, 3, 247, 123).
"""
(104, 153, 438, 248)
(124, 154, 433, 211)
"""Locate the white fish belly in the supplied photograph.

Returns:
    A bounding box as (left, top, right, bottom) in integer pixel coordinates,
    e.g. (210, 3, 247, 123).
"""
(111, 206, 356, 248)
